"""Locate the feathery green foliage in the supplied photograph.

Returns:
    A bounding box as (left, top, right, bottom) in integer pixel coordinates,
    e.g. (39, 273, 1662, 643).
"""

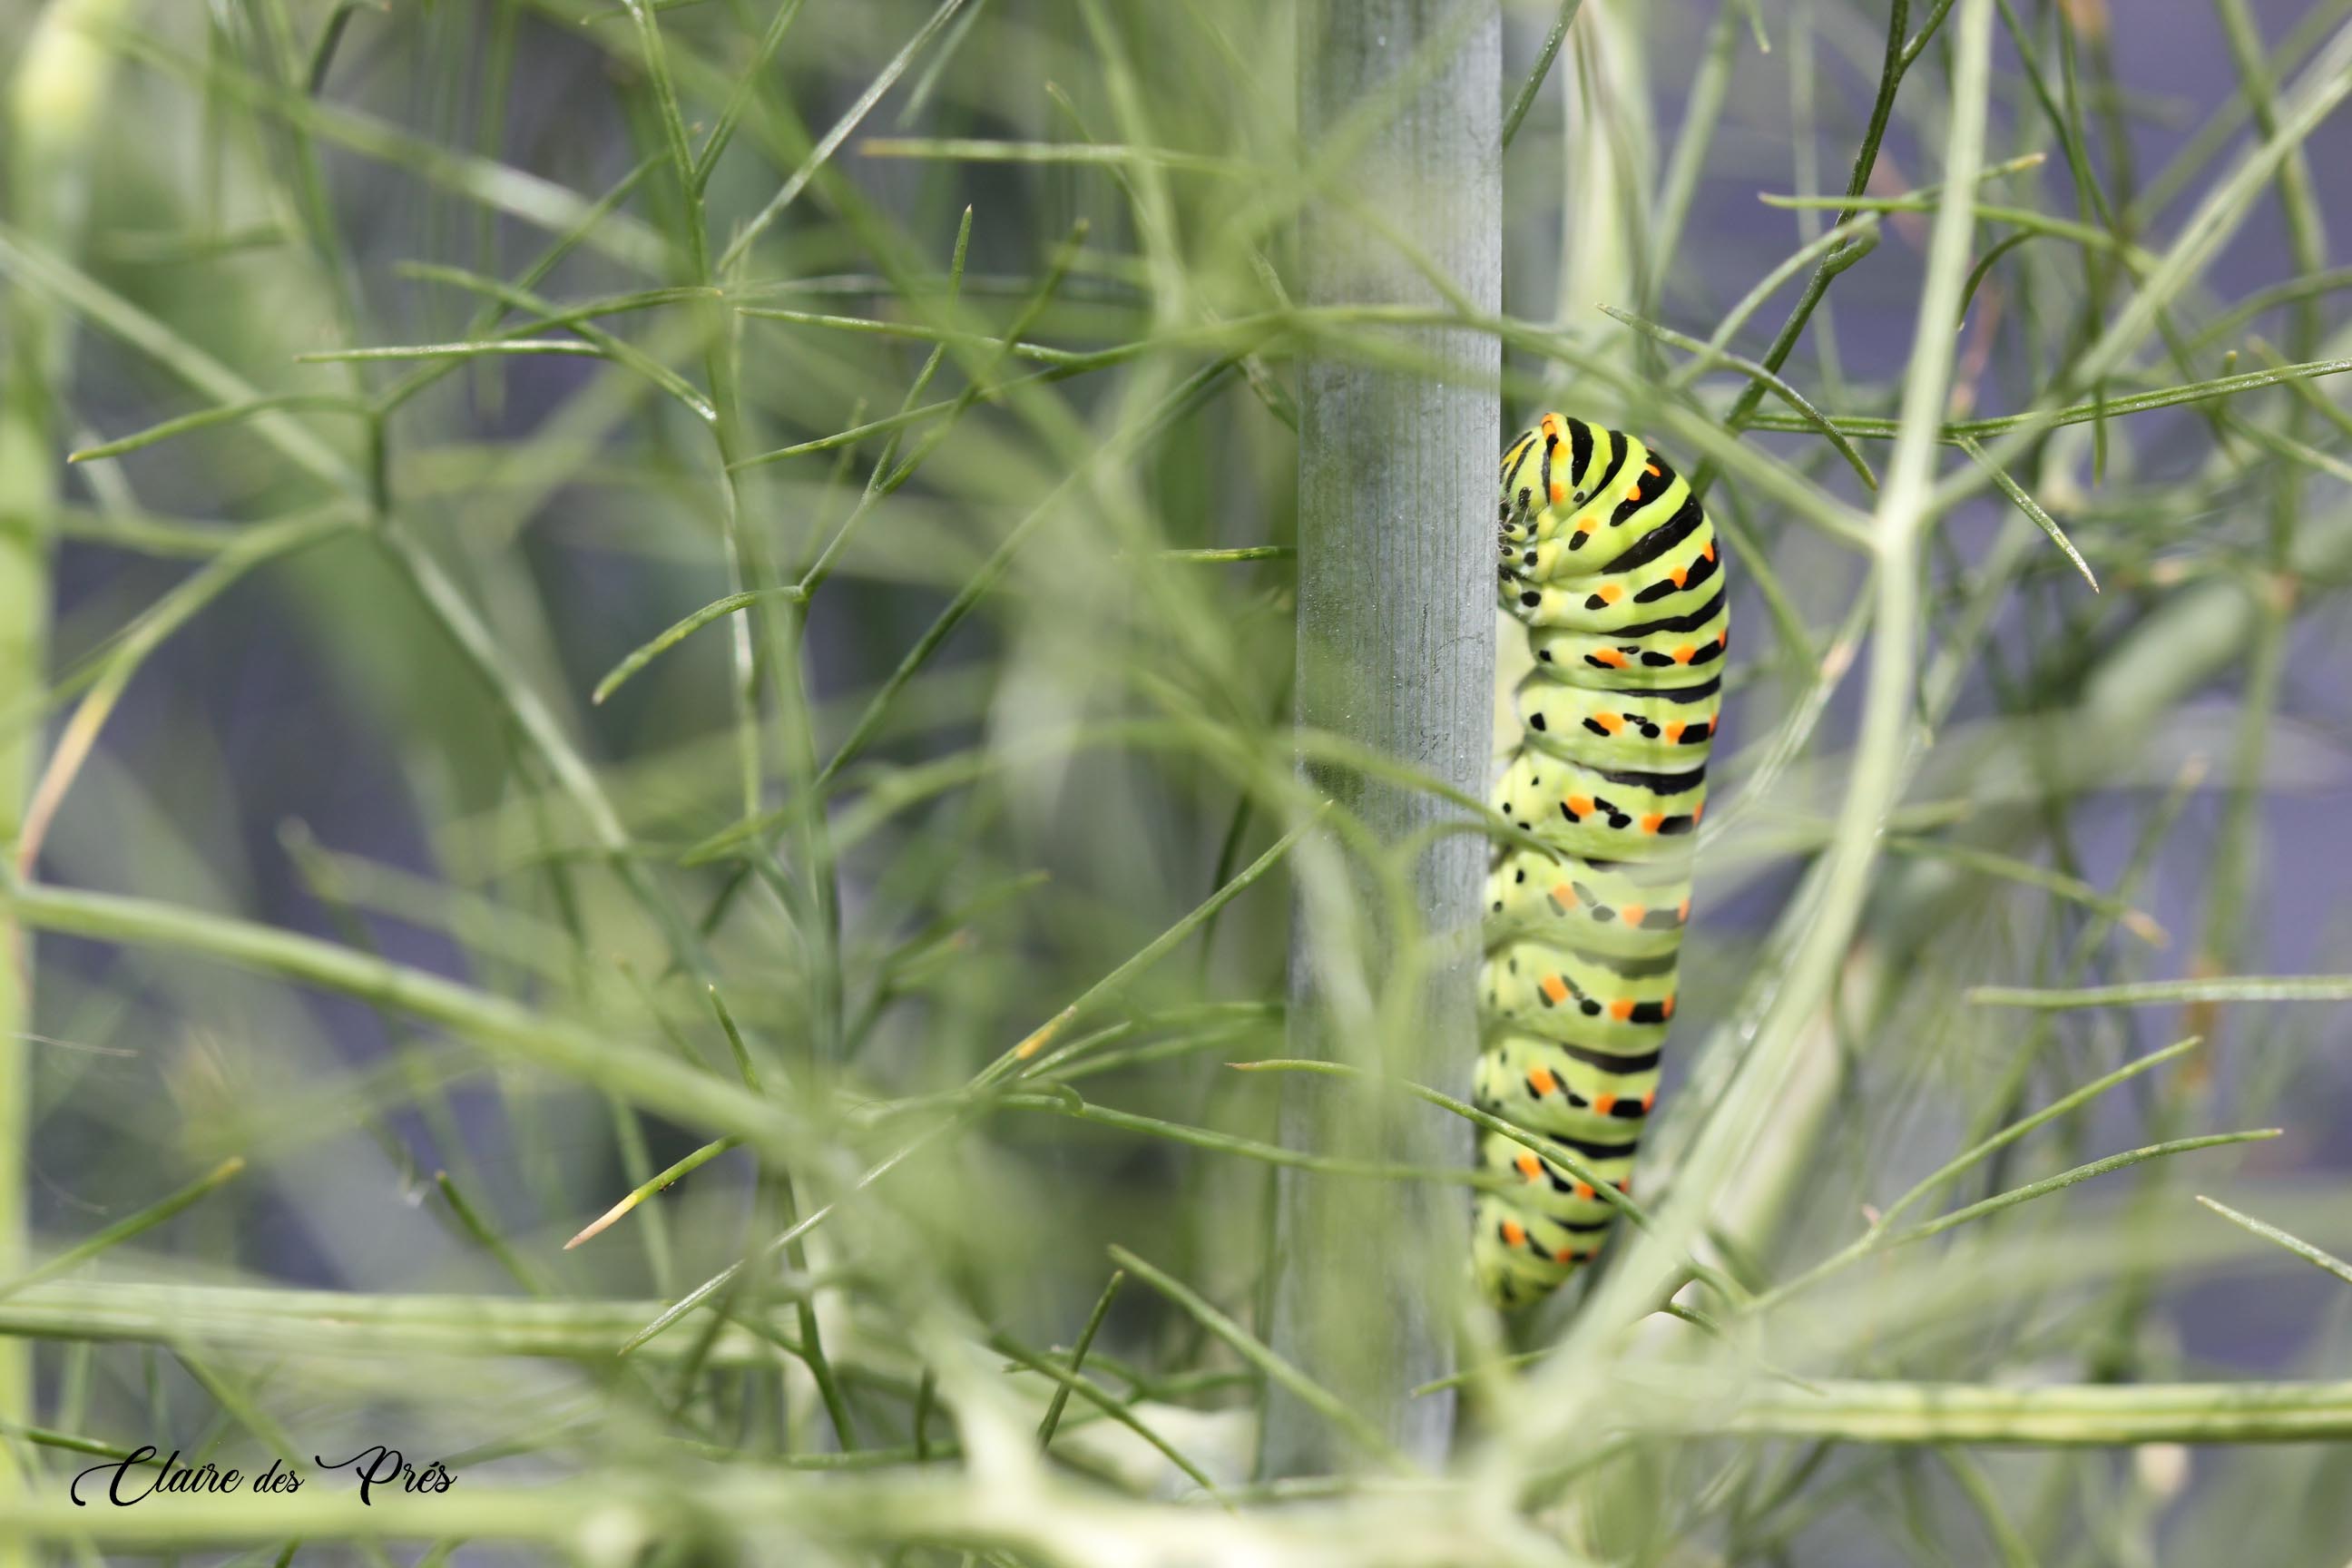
(5, 0, 2352, 1563)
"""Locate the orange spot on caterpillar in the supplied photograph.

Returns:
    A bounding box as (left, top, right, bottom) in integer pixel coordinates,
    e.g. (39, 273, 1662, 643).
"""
(1592, 1093, 1618, 1115)
(1542, 414, 1561, 437)
(1540, 975, 1569, 1004)
(1549, 480, 1566, 505)
(1669, 568, 1687, 588)
(1642, 1090, 1657, 1112)
(1553, 880, 1576, 906)
(1527, 1065, 1559, 1097)
(1640, 813, 1664, 834)
(1502, 1219, 1527, 1246)
(1661, 995, 1676, 1020)
(1663, 721, 1685, 743)
(1625, 485, 1642, 502)
(1703, 542, 1717, 563)
(1596, 583, 1622, 604)
(1573, 1181, 1595, 1201)
(1644, 462, 1661, 477)
(1591, 648, 1628, 668)
(1671, 645, 1696, 664)
(1692, 800, 1706, 823)
(1576, 517, 1598, 535)
(1565, 795, 1595, 818)
(1597, 711, 1625, 733)
(1554, 1247, 1578, 1264)
(1717, 629, 1729, 647)
(1609, 999, 1634, 1021)
(1676, 898, 1691, 920)
(1515, 1151, 1543, 1180)
(1619, 904, 1645, 926)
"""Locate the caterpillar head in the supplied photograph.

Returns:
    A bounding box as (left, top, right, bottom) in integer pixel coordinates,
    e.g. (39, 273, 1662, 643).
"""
(1498, 414, 1581, 603)
(1498, 424, 1541, 549)
(1498, 412, 1583, 553)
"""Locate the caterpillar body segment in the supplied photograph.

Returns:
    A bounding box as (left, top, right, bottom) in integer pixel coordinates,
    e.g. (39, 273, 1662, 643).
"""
(1485, 848, 1692, 961)
(1491, 746, 1707, 856)
(1513, 674, 1720, 773)
(1476, 413, 1726, 1311)
(1520, 598, 1729, 683)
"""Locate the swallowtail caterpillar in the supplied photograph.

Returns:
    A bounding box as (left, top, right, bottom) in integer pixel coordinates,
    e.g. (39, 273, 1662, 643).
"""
(1475, 413, 1725, 1310)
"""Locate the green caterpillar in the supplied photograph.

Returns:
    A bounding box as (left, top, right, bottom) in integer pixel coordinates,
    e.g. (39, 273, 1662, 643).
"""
(1475, 412, 1726, 1310)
